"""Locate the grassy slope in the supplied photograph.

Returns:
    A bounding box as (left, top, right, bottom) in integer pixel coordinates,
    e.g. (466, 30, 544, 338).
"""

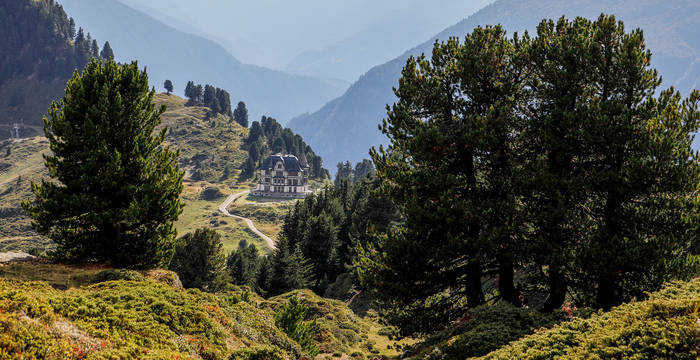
(475, 278, 700, 360)
(0, 137, 51, 251)
(0, 269, 301, 359)
(227, 194, 295, 243)
(0, 93, 293, 254)
(0, 263, 405, 359)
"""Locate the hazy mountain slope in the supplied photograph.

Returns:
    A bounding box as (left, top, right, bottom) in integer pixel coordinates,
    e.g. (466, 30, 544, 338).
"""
(288, 0, 700, 169)
(285, 0, 493, 82)
(58, 0, 349, 123)
(0, 0, 97, 137)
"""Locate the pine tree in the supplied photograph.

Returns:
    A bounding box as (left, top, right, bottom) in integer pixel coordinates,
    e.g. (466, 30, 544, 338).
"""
(241, 157, 256, 179)
(169, 228, 228, 291)
(90, 38, 99, 59)
(203, 84, 218, 112)
(68, 17, 76, 38)
(184, 81, 194, 101)
(360, 26, 531, 334)
(22, 59, 184, 268)
(248, 121, 263, 143)
(100, 41, 114, 60)
(216, 88, 233, 118)
(226, 242, 261, 290)
(234, 101, 249, 127)
(164, 79, 173, 94)
(194, 84, 203, 103)
(269, 238, 315, 295)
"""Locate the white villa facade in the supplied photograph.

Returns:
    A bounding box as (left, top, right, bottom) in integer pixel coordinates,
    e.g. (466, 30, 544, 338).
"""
(252, 153, 311, 198)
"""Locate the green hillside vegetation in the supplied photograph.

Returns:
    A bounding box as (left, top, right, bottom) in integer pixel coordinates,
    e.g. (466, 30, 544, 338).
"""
(0, 137, 51, 252)
(0, 0, 114, 135)
(227, 195, 294, 242)
(475, 278, 700, 360)
(0, 263, 408, 359)
(0, 93, 311, 253)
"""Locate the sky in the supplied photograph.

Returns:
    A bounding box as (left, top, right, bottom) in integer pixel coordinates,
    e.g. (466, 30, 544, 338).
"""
(116, 0, 494, 70)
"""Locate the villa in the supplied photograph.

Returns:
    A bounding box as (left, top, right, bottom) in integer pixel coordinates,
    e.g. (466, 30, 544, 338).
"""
(251, 153, 311, 198)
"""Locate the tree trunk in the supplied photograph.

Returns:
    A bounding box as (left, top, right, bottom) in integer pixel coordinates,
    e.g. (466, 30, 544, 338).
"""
(497, 252, 520, 306)
(542, 265, 566, 312)
(465, 259, 485, 308)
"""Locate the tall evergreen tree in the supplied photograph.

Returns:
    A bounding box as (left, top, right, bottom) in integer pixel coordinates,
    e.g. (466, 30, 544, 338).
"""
(164, 79, 173, 94)
(90, 38, 99, 59)
(359, 26, 532, 335)
(227, 242, 261, 290)
(248, 121, 263, 143)
(269, 237, 315, 296)
(68, 17, 76, 38)
(216, 88, 233, 118)
(184, 81, 195, 101)
(100, 41, 114, 60)
(169, 228, 228, 291)
(234, 101, 249, 127)
(203, 84, 218, 112)
(194, 84, 203, 103)
(22, 59, 184, 268)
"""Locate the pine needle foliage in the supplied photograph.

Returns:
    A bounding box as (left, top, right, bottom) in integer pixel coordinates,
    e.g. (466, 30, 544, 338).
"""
(22, 59, 184, 268)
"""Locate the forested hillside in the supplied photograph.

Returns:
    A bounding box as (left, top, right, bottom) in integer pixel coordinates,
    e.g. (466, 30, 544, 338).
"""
(289, 0, 700, 169)
(0, 93, 327, 254)
(0, 0, 112, 137)
(57, 0, 349, 123)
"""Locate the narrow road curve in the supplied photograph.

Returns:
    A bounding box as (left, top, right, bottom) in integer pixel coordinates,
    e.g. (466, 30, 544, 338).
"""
(218, 190, 276, 249)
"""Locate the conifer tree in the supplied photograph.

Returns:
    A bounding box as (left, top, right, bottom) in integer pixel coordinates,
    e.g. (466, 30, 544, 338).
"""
(169, 228, 228, 291)
(194, 84, 203, 103)
(203, 84, 218, 112)
(227, 242, 261, 290)
(23, 59, 184, 268)
(184, 81, 195, 101)
(100, 41, 114, 60)
(216, 88, 233, 118)
(68, 17, 76, 38)
(360, 26, 532, 334)
(90, 38, 99, 59)
(234, 101, 249, 127)
(269, 237, 315, 295)
(248, 121, 263, 142)
(164, 79, 173, 94)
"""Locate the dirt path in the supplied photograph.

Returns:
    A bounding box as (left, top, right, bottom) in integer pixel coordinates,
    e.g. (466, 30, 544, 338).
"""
(218, 190, 276, 249)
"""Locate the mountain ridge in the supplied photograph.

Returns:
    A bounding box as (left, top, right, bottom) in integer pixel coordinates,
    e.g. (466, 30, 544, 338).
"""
(58, 0, 349, 124)
(288, 0, 700, 170)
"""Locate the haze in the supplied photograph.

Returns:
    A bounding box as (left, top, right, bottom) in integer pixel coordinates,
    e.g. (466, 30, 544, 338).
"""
(118, 0, 494, 80)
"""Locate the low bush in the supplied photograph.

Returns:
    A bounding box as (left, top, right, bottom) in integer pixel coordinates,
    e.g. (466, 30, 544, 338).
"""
(228, 346, 287, 360)
(90, 269, 146, 284)
(477, 279, 700, 360)
(201, 186, 224, 200)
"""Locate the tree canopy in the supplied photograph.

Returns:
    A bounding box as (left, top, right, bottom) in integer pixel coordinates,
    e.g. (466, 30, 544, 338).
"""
(23, 59, 184, 268)
(358, 15, 699, 336)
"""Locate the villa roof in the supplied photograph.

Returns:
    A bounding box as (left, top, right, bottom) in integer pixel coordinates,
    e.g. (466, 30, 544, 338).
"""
(260, 154, 302, 172)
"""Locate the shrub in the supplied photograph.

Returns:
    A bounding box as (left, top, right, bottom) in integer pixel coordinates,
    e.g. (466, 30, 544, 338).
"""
(478, 279, 700, 359)
(201, 186, 224, 200)
(424, 303, 567, 359)
(228, 346, 286, 360)
(90, 269, 146, 284)
(275, 297, 320, 356)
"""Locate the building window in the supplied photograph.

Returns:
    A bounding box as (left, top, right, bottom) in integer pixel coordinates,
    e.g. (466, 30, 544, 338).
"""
(276, 171, 284, 177)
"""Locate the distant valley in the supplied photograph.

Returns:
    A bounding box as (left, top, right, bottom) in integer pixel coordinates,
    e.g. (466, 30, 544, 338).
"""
(289, 0, 700, 169)
(52, 0, 350, 124)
